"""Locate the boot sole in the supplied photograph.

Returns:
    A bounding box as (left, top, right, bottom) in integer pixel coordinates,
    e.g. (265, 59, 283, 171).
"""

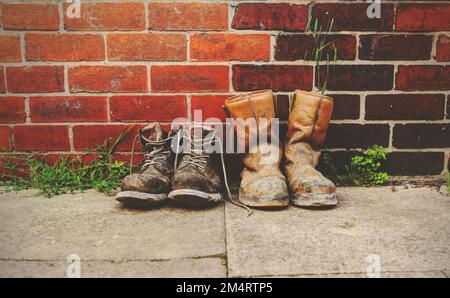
(290, 193, 337, 207)
(168, 189, 223, 207)
(116, 191, 167, 207)
(239, 194, 289, 208)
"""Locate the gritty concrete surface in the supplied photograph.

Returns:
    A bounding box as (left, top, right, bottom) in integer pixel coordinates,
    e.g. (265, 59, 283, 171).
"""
(0, 187, 449, 278)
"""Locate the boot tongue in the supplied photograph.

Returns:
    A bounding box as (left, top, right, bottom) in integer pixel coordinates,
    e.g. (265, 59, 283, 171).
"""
(141, 122, 166, 143)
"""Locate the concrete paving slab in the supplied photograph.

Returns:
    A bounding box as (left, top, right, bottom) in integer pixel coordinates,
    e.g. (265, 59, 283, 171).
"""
(0, 190, 225, 262)
(225, 187, 450, 277)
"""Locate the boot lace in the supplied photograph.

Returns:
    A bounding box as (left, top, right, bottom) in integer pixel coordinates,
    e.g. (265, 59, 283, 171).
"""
(141, 145, 171, 171)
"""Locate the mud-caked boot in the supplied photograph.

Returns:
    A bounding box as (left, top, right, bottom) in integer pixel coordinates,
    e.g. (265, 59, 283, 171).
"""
(168, 126, 224, 207)
(224, 90, 289, 208)
(116, 123, 174, 208)
(285, 90, 337, 207)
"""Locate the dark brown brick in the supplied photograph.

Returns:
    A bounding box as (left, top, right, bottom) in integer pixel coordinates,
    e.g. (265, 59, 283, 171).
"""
(359, 35, 432, 60)
(276, 94, 290, 121)
(365, 94, 445, 120)
(232, 3, 307, 31)
(233, 65, 313, 92)
(447, 95, 450, 119)
(318, 150, 361, 176)
(393, 124, 450, 149)
(384, 152, 444, 176)
(275, 34, 356, 61)
(329, 94, 360, 120)
(311, 3, 394, 31)
(396, 65, 450, 91)
(325, 124, 390, 149)
(319, 65, 394, 91)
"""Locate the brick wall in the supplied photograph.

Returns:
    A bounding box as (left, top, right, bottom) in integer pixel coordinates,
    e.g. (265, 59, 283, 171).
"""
(0, 1, 449, 177)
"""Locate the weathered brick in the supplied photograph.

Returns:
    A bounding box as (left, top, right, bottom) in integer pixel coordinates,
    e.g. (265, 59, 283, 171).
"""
(232, 3, 307, 31)
(311, 3, 394, 31)
(190, 34, 270, 62)
(0, 154, 29, 177)
(385, 152, 444, 176)
(6, 66, 64, 93)
(233, 65, 313, 92)
(191, 95, 231, 122)
(151, 66, 228, 92)
(359, 35, 432, 60)
(447, 95, 450, 120)
(107, 34, 186, 61)
(436, 35, 450, 62)
(365, 94, 445, 120)
(14, 125, 70, 151)
(0, 97, 26, 123)
(396, 4, 450, 32)
(148, 3, 228, 31)
(68, 66, 147, 93)
(276, 95, 290, 121)
(73, 125, 142, 152)
(30, 97, 108, 123)
(393, 124, 450, 149)
(0, 35, 21, 62)
(64, 2, 145, 31)
(319, 65, 394, 91)
(396, 65, 450, 91)
(1, 3, 59, 30)
(0, 68, 5, 93)
(25, 34, 104, 62)
(318, 150, 361, 176)
(0, 127, 12, 152)
(110, 96, 187, 122)
(275, 34, 356, 61)
(329, 95, 360, 120)
(325, 124, 390, 149)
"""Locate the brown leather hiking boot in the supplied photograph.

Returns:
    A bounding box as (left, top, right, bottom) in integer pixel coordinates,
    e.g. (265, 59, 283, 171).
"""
(284, 90, 337, 207)
(168, 125, 224, 207)
(116, 123, 174, 207)
(224, 90, 289, 208)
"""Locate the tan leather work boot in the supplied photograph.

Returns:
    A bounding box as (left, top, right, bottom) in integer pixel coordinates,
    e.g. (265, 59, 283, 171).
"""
(224, 90, 289, 208)
(116, 123, 174, 207)
(285, 90, 337, 207)
(168, 125, 225, 207)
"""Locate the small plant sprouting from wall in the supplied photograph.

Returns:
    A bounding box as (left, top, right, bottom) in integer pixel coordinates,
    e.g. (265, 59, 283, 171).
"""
(323, 145, 390, 186)
(0, 128, 132, 197)
(305, 16, 338, 95)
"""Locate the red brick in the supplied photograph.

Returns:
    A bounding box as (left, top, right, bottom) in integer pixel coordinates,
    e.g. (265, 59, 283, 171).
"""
(0, 126, 12, 152)
(325, 124, 390, 149)
(311, 3, 394, 31)
(0, 154, 29, 177)
(396, 65, 450, 91)
(14, 125, 70, 151)
(107, 34, 186, 61)
(232, 3, 307, 31)
(110, 96, 187, 122)
(320, 65, 394, 91)
(365, 94, 446, 120)
(148, 3, 228, 31)
(64, 2, 145, 31)
(329, 95, 360, 120)
(0, 68, 5, 93)
(30, 96, 108, 123)
(6, 66, 64, 93)
(393, 124, 450, 149)
(25, 34, 105, 62)
(0, 35, 21, 62)
(396, 4, 450, 32)
(191, 34, 270, 62)
(359, 35, 432, 61)
(191, 95, 231, 122)
(275, 34, 356, 61)
(0, 97, 26, 123)
(151, 66, 228, 92)
(436, 35, 450, 62)
(1, 3, 59, 31)
(233, 65, 313, 92)
(73, 125, 142, 152)
(68, 66, 147, 93)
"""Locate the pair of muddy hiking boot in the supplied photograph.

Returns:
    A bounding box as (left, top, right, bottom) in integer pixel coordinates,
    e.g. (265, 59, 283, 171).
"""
(223, 89, 337, 209)
(116, 123, 227, 208)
